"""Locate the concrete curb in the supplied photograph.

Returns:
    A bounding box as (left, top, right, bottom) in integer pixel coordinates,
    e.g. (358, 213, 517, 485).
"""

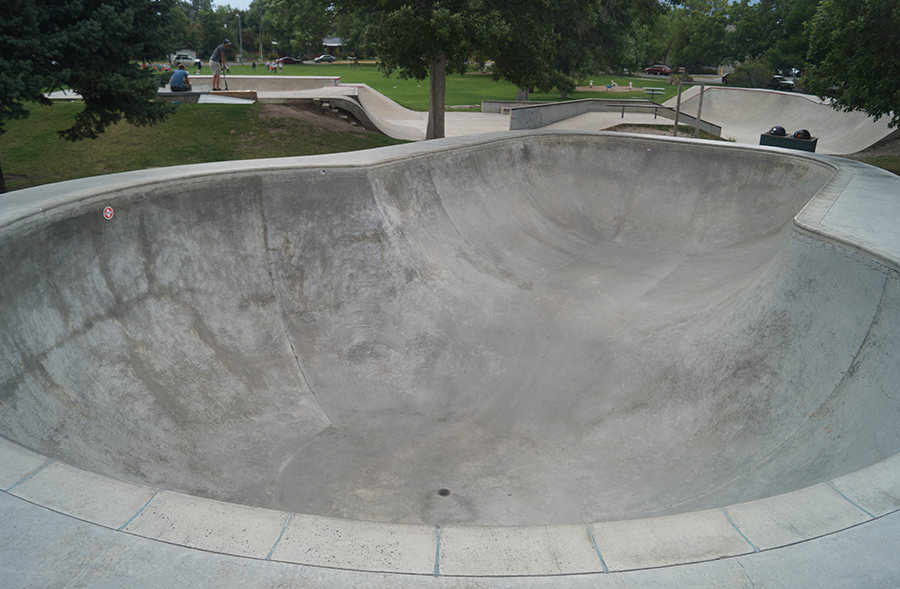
(2, 436, 899, 576)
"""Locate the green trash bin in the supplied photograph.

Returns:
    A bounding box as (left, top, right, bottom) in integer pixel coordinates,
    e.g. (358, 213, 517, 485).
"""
(760, 129, 818, 152)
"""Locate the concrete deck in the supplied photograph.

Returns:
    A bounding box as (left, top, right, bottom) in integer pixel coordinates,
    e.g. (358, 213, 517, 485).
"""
(1, 131, 899, 586)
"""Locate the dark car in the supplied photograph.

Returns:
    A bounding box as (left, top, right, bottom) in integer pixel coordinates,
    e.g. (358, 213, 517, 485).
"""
(767, 75, 795, 91)
(276, 56, 305, 65)
(313, 54, 337, 63)
(645, 64, 673, 76)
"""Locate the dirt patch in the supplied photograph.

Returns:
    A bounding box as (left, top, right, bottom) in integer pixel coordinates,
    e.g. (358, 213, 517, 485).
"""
(605, 124, 676, 136)
(258, 102, 366, 134)
(841, 135, 900, 160)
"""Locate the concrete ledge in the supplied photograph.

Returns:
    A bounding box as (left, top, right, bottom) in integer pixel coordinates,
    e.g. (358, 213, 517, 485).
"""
(186, 75, 341, 92)
(508, 98, 723, 137)
(482, 100, 550, 114)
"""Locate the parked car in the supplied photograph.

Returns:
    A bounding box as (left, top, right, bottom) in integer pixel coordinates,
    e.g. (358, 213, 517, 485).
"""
(767, 75, 795, 91)
(276, 56, 306, 65)
(171, 53, 200, 69)
(645, 64, 673, 75)
(313, 54, 337, 63)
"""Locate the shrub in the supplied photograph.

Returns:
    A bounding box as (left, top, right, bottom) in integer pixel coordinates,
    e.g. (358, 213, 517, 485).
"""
(729, 60, 774, 88)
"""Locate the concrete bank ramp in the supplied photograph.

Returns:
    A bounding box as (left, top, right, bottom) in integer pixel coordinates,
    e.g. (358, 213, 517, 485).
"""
(1, 132, 899, 535)
(671, 86, 899, 154)
(348, 83, 428, 140)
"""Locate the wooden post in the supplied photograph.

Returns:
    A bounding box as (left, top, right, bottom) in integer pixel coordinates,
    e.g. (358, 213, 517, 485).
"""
(426, 52, 446, 140)
(673, 80, 683, 137)
(694, 84, 706, 138)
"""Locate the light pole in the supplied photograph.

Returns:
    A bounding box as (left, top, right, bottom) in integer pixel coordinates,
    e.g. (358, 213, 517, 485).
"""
(236, 13, 243, 65)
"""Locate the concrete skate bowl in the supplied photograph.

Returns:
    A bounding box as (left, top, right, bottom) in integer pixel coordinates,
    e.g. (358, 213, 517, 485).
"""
(674, 86, 900, 154)
(2, 131, 900, 576)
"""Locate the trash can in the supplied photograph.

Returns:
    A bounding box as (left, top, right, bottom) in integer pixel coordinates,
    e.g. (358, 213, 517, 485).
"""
(760, 127, 817, 152)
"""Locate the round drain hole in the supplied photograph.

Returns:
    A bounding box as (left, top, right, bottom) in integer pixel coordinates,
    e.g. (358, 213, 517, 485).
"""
(437, 488, 451, 497)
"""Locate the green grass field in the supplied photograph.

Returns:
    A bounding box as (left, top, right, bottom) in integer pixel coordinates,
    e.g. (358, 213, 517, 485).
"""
(857, 154, 900, 175)
(220, 61, 682, 109)
(0, 101, 405, 190)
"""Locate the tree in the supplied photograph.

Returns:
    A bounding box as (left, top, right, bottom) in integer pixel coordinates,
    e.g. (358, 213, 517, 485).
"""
(346, 0, 478, 139)
(197, 5, 238, 58)
(265, 0, 335, 58)
(668, 0, 729, 71)
(644, 12, 674, 66)
(474, 0, 565, 102)
(804, 0, 900, 128)
(726, 0, 818, 73)
(0, 0, 177, 192)
(169, 1, 201, 52)
(335, 6, 374, 60)
(549, 0, 663, 97)
(728, 59, 774, 88)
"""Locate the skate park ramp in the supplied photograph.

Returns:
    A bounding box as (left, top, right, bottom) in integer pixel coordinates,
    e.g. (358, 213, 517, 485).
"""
(671, 86, 899, 155)
(2, 132, 900, 580)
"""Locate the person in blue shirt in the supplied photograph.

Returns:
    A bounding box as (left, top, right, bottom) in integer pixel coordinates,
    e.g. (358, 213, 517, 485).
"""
(170, 65, 191, 91)
(210, 39, 231, 91)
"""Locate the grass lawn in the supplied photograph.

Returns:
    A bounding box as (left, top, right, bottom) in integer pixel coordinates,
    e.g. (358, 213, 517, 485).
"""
(857, 155, 900, 175)
(223, 61, 683, 109)
(0, 101, 405, 191)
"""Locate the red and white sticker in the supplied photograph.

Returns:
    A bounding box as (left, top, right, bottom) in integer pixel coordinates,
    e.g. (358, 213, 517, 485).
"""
(102, 206, 114, 220)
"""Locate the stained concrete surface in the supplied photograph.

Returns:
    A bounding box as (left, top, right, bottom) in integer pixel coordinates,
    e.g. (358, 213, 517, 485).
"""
(1, 131, 899, 584)
(2, 132, 898, 526)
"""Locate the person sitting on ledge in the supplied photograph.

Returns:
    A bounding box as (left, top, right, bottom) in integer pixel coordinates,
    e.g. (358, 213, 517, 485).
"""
(170, 64, 191, 92)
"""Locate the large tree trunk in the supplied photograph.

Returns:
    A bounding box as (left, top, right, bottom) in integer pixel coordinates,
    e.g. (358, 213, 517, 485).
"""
(426, 52, 447, 140)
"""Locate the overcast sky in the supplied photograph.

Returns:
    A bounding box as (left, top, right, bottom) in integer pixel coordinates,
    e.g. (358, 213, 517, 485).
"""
(219, 1, 255, 12)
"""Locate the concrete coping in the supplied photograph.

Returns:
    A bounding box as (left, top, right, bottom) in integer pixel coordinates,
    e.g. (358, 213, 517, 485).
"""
(3, 435, 899, 577)
(2, 131, 900, 577)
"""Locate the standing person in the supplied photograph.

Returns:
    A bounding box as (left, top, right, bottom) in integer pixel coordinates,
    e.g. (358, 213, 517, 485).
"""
(169, 64, 191, 91)
(210, 39, 231, 91)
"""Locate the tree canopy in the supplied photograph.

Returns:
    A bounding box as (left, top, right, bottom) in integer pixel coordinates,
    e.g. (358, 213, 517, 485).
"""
(726, 0, 818, 72)
(803, 0, 900, 127)
(668, 0, 729, 71)
(2, 0, 177, 139)
(0, 0, 177, 191)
